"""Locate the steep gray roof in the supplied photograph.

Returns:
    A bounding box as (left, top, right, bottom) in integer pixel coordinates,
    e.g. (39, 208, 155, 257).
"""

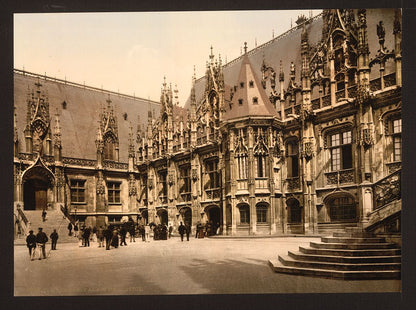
(14, 72, 160, 162)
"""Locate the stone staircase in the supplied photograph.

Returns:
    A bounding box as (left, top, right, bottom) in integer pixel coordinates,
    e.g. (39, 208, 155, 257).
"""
(14, 209, 78, 245)
(269, 227, 401, 280)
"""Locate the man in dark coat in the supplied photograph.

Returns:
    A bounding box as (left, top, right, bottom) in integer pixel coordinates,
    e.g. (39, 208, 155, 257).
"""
(36, 227, 48, 260)
(185, 223, 191, 241)
(50, 229, 59, 250)
(168, 224, 173, 239)
(103, 226, 112, 250)
(120, 225, 127, 246)
(83, 226, 91, 247)
(111, 228, 119, 248)
(67, 222, 73, 236)
(26, 230, 36, 260)
(41, 209, 47, 222)
(139, 224, 146, 242)
(178, 222, 186, 242)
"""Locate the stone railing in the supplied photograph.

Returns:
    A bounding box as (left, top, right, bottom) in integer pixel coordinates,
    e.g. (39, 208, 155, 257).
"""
(286, 177, 300, 191)
(373, 169, 401, 210)
(347, 85, 357, 98)
(370, 78, 381, 92)
(255, 177, 268, 189)
(205, 188, 221, 200)
(325, 168, 354, 185)
(386, 161, 401, 174)
(322, 94, 331, 107)
(311, 98, 320, 110)
(384, 73, 396, 88)
(63, 157, 96, 167)
(335, 89, 345, 102)
(103, 160, 128, 170)
(237, 179, 248, 191)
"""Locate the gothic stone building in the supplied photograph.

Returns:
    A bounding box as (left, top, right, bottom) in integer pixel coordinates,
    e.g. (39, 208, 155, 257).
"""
(14, 9, 402, 237)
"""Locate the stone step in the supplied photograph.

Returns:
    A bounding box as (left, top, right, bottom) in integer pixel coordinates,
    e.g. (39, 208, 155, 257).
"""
(332, 232, 375, 238)
(278, 255, 401, 271)
(288, 251, 402, 264)
(321, 237, 386, 244)
(310, 241, 398, 250)
(268, 259, 401, 280)
(299, 246, 401, 257)
(16, 210, 78, 245)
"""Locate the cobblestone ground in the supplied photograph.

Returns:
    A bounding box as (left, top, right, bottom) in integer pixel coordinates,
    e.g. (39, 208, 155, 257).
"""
(14, 236, 401, 296)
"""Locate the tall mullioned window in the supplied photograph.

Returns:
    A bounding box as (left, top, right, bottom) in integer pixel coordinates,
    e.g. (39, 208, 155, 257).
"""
(256, 205, 268, 223)
(286, 140, 299, 177)
(206, 160, 220, 189)
(328, 130, 352, 171)
(107, 182, 121, 204)
(70, 180, 86, 203)
(237, 154, 248, 179)
(239, 205, 250, 224)
(392, 118, 402, 161)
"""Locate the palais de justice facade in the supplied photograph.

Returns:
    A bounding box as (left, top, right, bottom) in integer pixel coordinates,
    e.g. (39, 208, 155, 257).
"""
(13, 9, 402, 237)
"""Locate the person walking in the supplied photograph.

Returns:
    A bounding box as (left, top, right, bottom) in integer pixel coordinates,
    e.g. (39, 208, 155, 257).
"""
(35, 227, 48, 260)
(139, 224, 145, 242)
(145, 224, 150, 242)
(111, 228, 119, 248)
(119, 225, 127, 246)
(178, 222, 186, 242)
(67, 222, 73, 236)
(129, 223, 136, 243)
(185, 223, 191, 241)
(73, 221, 79, 238)
(97, 226, 104, 248)
(50, 229, 59, 250)
(103, 226, 112, 250)
(26, 230, 37, 260)
(41, 209, 47, 222)
(83, 226, 91, 247)
(168, 224, 173, 239)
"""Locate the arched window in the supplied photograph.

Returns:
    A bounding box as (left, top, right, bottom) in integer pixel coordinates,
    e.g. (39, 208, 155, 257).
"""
(326, 194, 356, 222)
(287, 198, 302, 223)
(238, 204, 250, 224)
(286, 140, 299, 177)
(256, 204, 269, 224)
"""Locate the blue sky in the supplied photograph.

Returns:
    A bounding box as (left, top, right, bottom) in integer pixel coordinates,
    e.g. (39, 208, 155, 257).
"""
(14, 10, 321, 105)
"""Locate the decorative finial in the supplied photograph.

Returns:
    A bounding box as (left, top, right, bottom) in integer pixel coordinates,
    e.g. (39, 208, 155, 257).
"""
(244, 42, 247, 54)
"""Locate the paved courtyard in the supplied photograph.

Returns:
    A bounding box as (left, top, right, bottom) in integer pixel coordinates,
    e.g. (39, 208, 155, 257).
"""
(14, 236, 401, 296)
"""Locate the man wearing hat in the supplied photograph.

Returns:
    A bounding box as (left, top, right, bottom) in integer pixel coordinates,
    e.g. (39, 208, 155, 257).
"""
(26, 230, 37, 260)
(36, 227, 48, 260)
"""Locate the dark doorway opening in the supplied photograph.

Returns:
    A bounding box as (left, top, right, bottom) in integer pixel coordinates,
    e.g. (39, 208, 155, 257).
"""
(157, 209, 168, 226)
(183, 208, 192, 226)
(23, 178, 48, 210)
(207, 206, 221, 235)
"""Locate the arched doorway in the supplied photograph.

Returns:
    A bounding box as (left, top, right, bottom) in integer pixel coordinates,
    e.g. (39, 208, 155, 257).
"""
(157, 209, 168, 226)
(180, 207, 192, 226)
(286, 198, 302, 224)
(23, 177, 49, 210)
(205, 205, 221, 235)
(22, 158, 55, 211)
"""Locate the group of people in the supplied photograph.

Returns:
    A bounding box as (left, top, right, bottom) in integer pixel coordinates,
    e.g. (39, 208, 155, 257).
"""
(25, 219, 220, 259)
(25, 227, 59, 260)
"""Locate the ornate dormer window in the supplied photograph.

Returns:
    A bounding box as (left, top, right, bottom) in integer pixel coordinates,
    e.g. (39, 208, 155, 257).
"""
(103, 134, 116, 160)
(99, 96, 119, 161)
